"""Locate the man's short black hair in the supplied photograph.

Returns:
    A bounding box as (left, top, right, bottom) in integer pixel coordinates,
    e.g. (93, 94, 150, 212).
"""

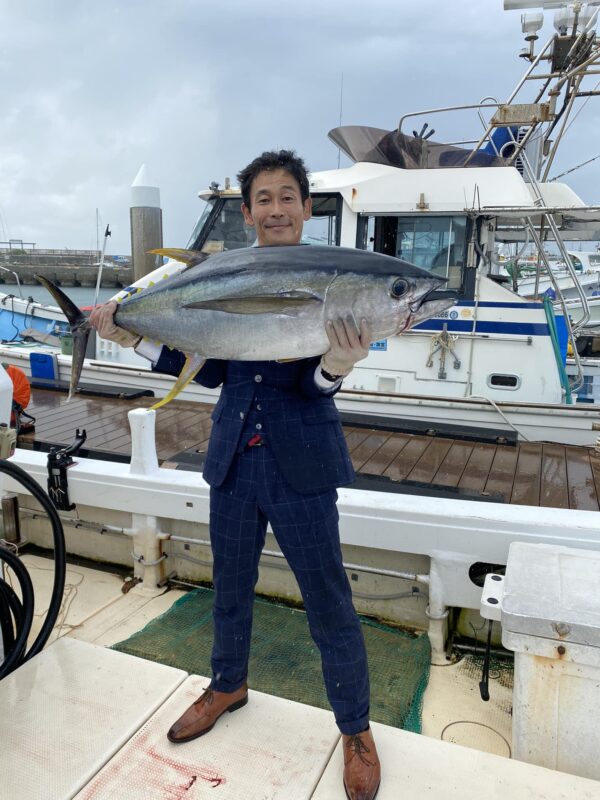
(237, 149, 310, 208)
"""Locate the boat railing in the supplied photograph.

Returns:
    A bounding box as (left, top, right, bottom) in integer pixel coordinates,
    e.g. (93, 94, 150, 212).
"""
(397, 100, 501, 143)
(514, 147, 586, 393)
(0, 266, 24, 299)
(397, 95, 549, 173)
(398, 12, 600, 178)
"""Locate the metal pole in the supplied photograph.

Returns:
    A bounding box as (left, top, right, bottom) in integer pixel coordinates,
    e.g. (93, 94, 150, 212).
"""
(541, 73, 585, 181)
(92, 225, 111, 308)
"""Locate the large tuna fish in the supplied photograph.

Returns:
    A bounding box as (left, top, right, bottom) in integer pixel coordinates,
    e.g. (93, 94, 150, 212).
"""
(37, 244, 453, 407)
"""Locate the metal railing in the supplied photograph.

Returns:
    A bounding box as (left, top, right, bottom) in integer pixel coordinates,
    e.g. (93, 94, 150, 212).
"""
(0, 267, 23, 298)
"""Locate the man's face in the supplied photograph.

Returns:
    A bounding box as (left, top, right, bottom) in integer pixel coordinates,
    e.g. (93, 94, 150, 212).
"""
(241, 168, 312, 247)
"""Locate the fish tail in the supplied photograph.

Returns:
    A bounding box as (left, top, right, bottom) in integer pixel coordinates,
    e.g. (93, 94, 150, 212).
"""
(35, 275, 90, 399)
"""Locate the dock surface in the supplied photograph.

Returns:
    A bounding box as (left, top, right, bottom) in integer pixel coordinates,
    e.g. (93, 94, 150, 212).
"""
(2, 625, 597, 799)
(18, 387, 600, 511)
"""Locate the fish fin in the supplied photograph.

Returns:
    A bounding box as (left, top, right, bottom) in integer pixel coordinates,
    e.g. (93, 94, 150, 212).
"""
(182, 290, 321, 315)
(35, 275, 91, 399)
(149, 354, 206, 410)
(148, 248, 211, 268)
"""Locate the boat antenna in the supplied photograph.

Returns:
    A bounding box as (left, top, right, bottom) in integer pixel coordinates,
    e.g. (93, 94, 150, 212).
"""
(337, 72, 344, 168)
(549, 151, 600, 181)
(93, 224, 111, 308)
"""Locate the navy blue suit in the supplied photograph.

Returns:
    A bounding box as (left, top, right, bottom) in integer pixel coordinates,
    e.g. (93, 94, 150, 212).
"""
(154, 351, 355, 494)
(153, 348, 370, 734)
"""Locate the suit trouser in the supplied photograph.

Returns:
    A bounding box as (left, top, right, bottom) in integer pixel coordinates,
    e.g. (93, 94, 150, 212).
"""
(208, 443, 370, 735)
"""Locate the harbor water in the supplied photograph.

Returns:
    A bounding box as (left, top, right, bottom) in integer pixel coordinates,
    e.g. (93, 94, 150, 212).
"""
(5, 285, 118, 308)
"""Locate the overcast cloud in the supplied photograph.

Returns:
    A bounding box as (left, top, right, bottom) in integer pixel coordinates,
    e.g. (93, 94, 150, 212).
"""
(1, 0, 599, 253)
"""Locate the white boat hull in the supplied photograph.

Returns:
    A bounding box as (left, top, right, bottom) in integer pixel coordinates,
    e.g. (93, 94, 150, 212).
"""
(2, 342, 599, 446)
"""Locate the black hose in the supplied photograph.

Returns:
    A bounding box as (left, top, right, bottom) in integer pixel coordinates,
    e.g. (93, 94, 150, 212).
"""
(0, 547, 34, 679)
(0, 459, 66, 678)
(0, 579, 18, 652)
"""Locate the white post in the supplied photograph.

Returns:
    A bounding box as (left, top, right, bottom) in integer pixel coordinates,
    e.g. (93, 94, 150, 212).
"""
(128, 408, 159, 475)
(130, 513, 166, 589)
(427, 556, 450, 665)
(127, 408, 165, 589)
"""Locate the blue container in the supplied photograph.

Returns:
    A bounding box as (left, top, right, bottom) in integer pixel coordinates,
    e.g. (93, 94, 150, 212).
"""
(30, 353, 58, 381)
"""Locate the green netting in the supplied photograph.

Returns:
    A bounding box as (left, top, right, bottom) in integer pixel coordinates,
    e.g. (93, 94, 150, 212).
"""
(112, 587, 431, 733)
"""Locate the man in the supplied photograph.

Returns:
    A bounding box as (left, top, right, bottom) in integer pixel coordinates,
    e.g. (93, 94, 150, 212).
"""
(90, 150, 381, 800)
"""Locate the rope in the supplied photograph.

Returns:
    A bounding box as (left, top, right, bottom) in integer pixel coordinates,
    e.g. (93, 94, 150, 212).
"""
(465, 395, 531, 442)
(426, 328, 460, 376)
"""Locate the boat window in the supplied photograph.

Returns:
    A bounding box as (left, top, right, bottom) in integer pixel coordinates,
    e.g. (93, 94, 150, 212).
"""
(188, 197, 256, 253)
(570, 255, 583, 272)
(186, 198, 217, 249)
(395, 216, 467, 290)
(487, 374, 520, 389)
(357, 215, 468, 292)
(588, 254, 600, 267)
(301, 194, 341, 246)
(187, 193, 341, 252)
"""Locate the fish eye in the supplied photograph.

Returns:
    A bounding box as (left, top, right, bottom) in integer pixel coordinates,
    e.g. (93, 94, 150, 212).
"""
(391, 278, 408, 298)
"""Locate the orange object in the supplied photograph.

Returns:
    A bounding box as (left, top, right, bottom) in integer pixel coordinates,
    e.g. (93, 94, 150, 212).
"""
(3, 363, 32, 429)
(4, 364, 31, 411)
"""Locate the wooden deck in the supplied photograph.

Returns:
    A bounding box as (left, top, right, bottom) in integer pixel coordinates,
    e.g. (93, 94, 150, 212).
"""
(18, 387, 600, 512)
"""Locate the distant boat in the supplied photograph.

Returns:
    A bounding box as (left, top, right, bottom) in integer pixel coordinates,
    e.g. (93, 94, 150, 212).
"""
(516, 250, 600, 300)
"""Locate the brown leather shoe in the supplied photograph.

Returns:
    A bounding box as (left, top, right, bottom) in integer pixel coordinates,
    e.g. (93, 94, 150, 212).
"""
(342, 727, 381, 800)
(167, 684, 248, 743)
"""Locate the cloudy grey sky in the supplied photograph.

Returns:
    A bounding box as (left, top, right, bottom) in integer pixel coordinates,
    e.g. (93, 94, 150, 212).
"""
(1, 0, 599, 254)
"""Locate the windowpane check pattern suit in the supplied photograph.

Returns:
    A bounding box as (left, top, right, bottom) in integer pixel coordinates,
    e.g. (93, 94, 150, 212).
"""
(154, 349, 370, 734)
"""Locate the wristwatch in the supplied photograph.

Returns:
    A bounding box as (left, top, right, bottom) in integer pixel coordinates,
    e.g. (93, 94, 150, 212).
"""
(320, 365, 344, 382)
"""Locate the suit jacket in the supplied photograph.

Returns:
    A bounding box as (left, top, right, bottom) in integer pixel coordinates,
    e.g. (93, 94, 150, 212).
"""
(154, 349, 355, 494)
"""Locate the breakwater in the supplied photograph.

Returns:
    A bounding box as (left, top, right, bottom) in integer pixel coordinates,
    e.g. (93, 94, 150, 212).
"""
(0, 249, 133, 288)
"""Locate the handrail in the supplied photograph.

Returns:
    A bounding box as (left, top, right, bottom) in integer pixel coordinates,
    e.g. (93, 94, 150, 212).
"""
(543, 295, 573, 404)
(0, 266, 24, 298)
(398, 102, 501, 136)
(519, 150, 590, 330)
(523, 217, 585, 393)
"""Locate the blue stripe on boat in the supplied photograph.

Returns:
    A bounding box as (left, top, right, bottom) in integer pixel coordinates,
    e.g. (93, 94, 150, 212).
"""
(413, 320, 550, 335)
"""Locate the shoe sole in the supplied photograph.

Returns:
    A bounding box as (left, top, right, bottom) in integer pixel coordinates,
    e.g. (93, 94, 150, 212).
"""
(343, 779, 380, 800)
(167, 694, 248, 744)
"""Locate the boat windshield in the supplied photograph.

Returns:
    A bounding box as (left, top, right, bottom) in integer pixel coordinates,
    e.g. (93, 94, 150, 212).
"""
(187, 197, 255, 253)
(187, 194, 341, 252)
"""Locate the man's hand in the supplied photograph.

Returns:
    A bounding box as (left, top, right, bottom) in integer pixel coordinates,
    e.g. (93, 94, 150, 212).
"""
(88, 301, 141, 348)
(321, 316, 372, 377)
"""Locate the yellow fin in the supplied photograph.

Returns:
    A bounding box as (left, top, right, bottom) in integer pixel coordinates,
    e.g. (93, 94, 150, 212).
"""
(148, 248, 210, 266)
(150, 354, 206, 410)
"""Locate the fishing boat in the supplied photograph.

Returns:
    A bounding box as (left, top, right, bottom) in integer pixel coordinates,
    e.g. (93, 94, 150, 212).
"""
(3, 3, 600, 446)
(3, 2, 600, 798)
(515, 248, 600, 298)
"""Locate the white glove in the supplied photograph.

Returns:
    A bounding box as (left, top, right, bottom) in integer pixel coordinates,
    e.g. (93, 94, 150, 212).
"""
(321, 317, 372, 377)
(88, 301, 141, 348)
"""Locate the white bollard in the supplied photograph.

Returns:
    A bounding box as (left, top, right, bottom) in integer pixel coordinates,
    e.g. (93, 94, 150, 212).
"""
(128, 408, 159, 475)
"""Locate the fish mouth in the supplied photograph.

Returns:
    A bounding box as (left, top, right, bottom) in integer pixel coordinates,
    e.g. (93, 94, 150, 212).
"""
(409, 281, 446, 314)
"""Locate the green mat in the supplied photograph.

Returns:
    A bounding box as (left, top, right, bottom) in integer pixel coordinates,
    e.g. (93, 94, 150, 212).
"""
(112, 588, 431, 733)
